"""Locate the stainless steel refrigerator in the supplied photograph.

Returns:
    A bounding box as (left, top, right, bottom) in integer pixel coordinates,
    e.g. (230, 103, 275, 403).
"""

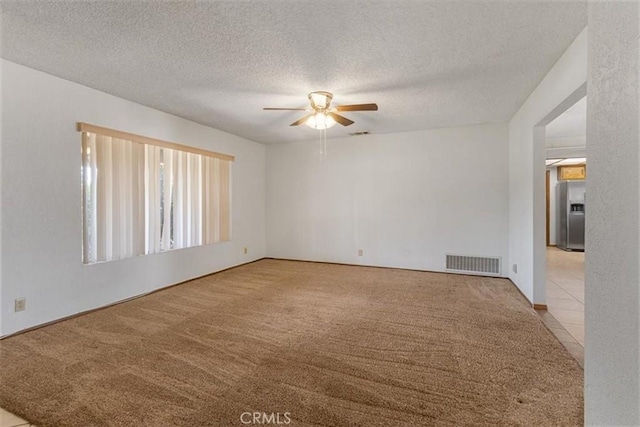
(557, 180, 585, 251)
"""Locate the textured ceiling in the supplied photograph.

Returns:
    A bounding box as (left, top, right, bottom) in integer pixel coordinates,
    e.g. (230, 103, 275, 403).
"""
(546, 96, 587, 140)
(1, 1, 587, 144)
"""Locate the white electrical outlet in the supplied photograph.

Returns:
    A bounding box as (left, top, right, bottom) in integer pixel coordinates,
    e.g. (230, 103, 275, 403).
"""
(512, 264, 518, 274)
(358, 249, 363, 256)
(243, 247, 248, 254)
(14, 298, 26, 312)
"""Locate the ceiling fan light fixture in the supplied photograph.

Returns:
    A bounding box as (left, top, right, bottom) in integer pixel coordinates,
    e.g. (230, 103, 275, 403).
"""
(264, 91, 376, 129)
(305, 112, 336, 130)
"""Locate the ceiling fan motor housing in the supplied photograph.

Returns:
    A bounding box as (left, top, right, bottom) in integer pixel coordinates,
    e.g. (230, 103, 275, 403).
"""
(308, 91, 333, 111)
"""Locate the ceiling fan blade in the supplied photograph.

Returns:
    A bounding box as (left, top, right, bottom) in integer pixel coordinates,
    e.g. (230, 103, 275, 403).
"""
(263, 107, 308, 111)
(290, 114, 313, 126)
(335, 103, 378, 112)
(328, 112, 354, 126)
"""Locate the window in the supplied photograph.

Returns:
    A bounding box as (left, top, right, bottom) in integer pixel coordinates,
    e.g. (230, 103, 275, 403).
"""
(80, 123, 233, 264)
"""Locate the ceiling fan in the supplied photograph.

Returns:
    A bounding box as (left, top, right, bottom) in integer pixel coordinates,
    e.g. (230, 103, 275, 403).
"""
(263, 91, 378, 130)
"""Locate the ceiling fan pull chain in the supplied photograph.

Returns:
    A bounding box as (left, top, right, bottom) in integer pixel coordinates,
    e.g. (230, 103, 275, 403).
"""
(322, 129, 327, 161)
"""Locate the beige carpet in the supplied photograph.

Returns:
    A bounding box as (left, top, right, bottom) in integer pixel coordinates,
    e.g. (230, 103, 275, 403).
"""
(0, 259, 583, 426)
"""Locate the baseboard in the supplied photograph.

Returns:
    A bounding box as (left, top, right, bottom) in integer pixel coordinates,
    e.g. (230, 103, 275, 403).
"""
(271, 258, 538, 311)
(503, 279, 549, 311)
(1, 257, 522, 339)
(264, 257, 508, 279)
(0, 257, 266, 340)
(505, 277, 534, 307)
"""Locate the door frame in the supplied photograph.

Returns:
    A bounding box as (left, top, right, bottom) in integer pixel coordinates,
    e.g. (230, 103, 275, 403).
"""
(532, 83, 586, 306)
(546, 170, 550, 246)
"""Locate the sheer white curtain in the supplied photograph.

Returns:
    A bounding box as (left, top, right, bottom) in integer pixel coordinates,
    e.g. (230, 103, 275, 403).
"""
(169, 150, 231, 249)
(160, 149, 174, 252)
(173, 149, 200, 249)
(145, 144, 162, 254)
(172, 149, 188, 249)
(202, 157, 231, 243)
(202, 156, 217, 245)
(82, 132, 145, 263)
(218, 159, 231, 241)
(82, 127, 232, 264)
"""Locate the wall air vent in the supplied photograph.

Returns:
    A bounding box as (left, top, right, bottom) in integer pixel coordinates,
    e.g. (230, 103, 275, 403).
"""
(446, 254, 501, 276)
(349, 131, 370, 136)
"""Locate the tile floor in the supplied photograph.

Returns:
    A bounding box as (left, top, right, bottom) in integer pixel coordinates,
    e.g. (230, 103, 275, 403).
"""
(546, 246, 585, 346)
(0, 408, 34, 427)
(537, 246, 585, 367)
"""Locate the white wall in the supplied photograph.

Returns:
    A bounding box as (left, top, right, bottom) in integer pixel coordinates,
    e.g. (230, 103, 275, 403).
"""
(585, 2, 640, 424)
(546, 135, 586, 150)
(508, 28, 587, 304)
(267, 123, 509, 275)
(546, 146, 586, 160)
(0, 60, 267, 337)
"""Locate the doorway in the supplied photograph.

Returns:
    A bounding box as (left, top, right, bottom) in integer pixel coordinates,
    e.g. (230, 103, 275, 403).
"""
(534, 87, 586, 363)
